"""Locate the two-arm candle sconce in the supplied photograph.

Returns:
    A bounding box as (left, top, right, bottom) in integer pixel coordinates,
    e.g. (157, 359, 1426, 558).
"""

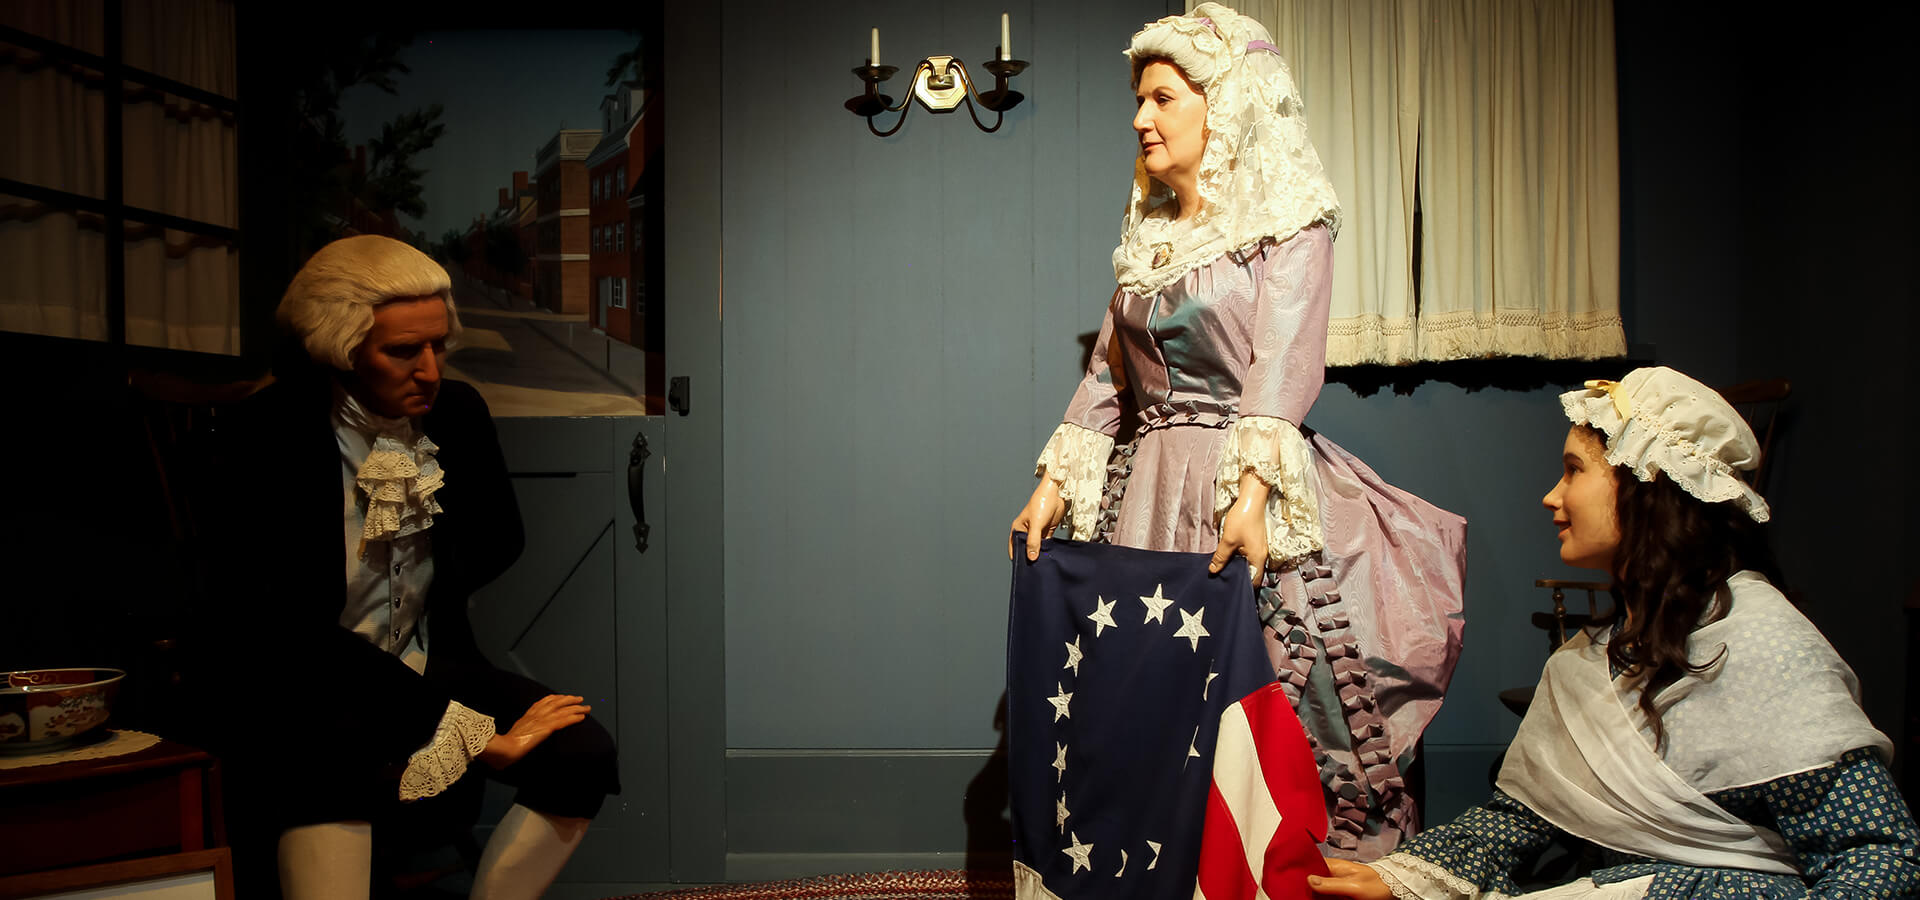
(846, 15, 1029, 137)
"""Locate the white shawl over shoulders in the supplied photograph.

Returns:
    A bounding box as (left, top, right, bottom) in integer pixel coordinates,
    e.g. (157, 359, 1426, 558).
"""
(1497, 571, 1890, 873)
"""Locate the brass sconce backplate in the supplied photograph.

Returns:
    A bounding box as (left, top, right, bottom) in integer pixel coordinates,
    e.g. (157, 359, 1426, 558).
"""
(914, 56, 968, 111)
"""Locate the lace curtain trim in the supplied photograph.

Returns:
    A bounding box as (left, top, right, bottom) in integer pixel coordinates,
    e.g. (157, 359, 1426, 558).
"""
(1416, 309, 1628, 363)
(1212, 415, 1322, 567)
(1035, 423, 1117, 541)
(398, 700, 495, 802)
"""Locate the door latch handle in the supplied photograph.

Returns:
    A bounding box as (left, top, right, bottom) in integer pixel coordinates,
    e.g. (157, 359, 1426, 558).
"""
(668, 376, 690, 416)
(627, 431, 652, 553)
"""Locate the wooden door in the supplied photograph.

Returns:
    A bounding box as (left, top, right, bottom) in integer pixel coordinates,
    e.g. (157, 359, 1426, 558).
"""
(468, 415, 670, 885)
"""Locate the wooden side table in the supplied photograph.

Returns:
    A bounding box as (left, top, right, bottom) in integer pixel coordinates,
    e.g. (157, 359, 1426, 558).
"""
(0, 736, 224, 877)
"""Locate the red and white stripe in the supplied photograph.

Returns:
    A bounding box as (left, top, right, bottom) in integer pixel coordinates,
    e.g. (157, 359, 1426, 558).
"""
(1195, 683, 1328, 900)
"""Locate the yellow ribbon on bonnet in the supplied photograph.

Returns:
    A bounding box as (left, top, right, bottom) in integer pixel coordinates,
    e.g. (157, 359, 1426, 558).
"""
(1583, 379, 1632, 421)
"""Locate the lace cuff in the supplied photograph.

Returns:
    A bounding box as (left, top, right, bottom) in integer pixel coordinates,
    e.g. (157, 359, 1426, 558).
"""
(1035, 423, 1115, 541)
(1366, 852, 1483, 900)
(398, 700, 496, 802)
(1212, 415, 1322, 567)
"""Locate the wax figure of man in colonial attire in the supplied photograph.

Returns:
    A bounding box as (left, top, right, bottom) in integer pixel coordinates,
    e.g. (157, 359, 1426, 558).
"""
(190, 235, 618, 899)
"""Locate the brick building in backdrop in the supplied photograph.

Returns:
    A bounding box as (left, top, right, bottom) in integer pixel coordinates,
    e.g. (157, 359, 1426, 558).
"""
(585, 80, 665, 410)
(533, 129, 601, 315)
(475, 171, 536, 299)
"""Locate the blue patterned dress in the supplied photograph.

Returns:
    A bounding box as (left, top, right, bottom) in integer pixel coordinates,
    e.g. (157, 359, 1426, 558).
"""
(1395, 749, 1918, 898)
(1368, 572, 1920, 898)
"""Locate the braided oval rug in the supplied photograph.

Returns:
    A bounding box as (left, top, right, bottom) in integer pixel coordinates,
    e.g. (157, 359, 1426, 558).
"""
(607, 870, 1013, 900)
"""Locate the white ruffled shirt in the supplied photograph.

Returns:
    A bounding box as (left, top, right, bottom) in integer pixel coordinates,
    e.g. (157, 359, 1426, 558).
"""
(332, 387, 495, 801)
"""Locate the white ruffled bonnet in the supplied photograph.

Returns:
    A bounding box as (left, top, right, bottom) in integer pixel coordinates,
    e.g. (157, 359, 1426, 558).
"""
(1113, 2, 1341, 296)
(1559, 367, 1770, 523)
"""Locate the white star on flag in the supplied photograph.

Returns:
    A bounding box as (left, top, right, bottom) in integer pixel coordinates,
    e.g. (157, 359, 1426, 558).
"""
(1186, 725, 1201, 767)
(1063, 636, 1083, 676)
(1173, 607, 1210, 651)
(1115, 849, 1129, 877)
(1048, 683, 1073, 722)
(1146, 840, 1163, 870)
(1053, 742, 1069, 782)
(1063, 832, 1094, 874)
(1087, 596, 1118, 636)
(1204, 670, 1220, 700)
(1139, 583, 1174, 624)
(1057, 792, 1071, 833)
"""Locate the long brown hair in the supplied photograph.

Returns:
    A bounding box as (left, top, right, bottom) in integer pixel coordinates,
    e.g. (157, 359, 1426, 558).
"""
(1583, 425, 1781, 750)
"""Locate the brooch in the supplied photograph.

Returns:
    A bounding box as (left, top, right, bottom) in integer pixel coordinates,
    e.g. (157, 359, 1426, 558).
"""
(1150, 243, 1173, 269)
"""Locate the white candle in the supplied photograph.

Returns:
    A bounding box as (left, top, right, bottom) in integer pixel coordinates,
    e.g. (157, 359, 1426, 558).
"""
(871, 27, 880, 67)
(1000, 13, 1011, 61)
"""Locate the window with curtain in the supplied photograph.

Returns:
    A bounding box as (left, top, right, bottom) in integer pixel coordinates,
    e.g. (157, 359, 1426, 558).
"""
(2, 0, 241, 356)
(1201, 0, 1624, 364)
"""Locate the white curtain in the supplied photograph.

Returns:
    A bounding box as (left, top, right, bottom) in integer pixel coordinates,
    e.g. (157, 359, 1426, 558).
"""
(1254, 0, 1421, 365)
(1, 1, 110, 342)
(1190, 0, 1624, 363)
(1, 0, 240, 354)
(1416, 0, 1621, 360)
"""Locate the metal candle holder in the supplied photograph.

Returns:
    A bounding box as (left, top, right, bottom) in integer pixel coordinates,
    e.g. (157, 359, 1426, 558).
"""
(846, 55, 1029, 137)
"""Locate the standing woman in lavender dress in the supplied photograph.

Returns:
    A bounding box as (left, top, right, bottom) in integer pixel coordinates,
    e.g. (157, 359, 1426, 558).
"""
(1009, 3, 1467, 857)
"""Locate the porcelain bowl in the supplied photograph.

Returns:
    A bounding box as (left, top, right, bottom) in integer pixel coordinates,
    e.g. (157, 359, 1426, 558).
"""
(0, 668, 124, 753)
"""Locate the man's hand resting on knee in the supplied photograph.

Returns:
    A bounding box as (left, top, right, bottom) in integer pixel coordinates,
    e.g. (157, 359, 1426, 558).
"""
(478, 694, 590, 769)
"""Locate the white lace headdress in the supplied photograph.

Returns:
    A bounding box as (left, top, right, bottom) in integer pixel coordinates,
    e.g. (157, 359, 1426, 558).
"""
(1560, 366, 1770, 522)
(1113, 2, 1342, 296)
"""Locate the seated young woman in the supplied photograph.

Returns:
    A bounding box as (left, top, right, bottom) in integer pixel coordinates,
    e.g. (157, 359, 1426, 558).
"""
(1309, 366, 1920, 898)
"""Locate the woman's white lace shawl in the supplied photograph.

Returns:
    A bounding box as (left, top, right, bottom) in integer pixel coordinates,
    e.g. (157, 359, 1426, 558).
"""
(1213, 415, 1322, 567)
(398, 700, 495, 802)
(1113, 3, 1342, 297)
(1035, 423, 1116, 541)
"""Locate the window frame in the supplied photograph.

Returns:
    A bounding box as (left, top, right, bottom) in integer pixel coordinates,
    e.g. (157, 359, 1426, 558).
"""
(1, 11, 242, 354)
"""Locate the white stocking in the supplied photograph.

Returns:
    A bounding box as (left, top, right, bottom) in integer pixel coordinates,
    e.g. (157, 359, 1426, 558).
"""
(277, 821, 373, 900)
(471, 803, 590, 900)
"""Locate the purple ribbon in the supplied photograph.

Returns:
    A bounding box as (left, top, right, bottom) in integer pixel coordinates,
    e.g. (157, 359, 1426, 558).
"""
(1247, 39, 1281, 55)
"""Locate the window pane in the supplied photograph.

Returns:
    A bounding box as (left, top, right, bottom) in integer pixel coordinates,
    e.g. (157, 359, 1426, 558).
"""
(120, 0, 236, 98)
(123, 225, 239, 354)
(3, 0, 106, 57)
(2, 43, 107, 198)
(0, 193, 108, 340)
(122, 83, 237, 227)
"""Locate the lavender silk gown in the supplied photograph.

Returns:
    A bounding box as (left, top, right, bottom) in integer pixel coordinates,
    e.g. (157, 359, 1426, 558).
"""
(1057, 224, 1468, 856)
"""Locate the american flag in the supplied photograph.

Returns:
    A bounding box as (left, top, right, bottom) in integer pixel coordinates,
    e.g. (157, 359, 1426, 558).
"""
(1008, 536, 1327, 900)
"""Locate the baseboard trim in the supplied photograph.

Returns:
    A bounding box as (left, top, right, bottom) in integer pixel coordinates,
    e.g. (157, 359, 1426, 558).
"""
(725, 750, 1008, 856)
(725, 852, 1012, 883)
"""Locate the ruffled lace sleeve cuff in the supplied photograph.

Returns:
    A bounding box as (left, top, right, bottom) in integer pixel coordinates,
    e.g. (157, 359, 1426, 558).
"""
(398, 700, 496, 802)
(1365, 852, 1484, 900)
(1212, 415, 1323, 568)
(1035, 422, 1115, 541)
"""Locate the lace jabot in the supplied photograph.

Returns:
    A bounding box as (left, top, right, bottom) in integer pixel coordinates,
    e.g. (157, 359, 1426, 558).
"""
(334, 386, 446, 556)
(1113, 3, 1342, 296)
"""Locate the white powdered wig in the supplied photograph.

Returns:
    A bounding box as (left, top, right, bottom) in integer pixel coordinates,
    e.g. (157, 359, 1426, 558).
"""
(277, 234, 461, 371)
